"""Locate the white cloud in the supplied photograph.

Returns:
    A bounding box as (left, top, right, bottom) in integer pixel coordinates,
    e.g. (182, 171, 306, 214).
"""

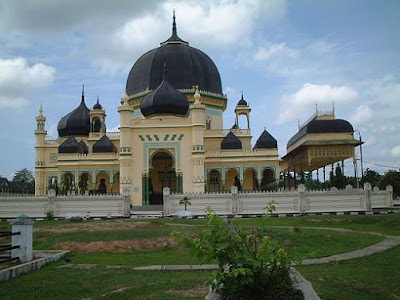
(0, 57, 55, 95)
(278, 83, 360, 123)
(89, 0, 287, 72)
(0, 96, 29, 109)
(0, 57, 55, 109)
(349, 105, 372, 126)
(391, 146, 400, 158)
(254, 43, 298, 61)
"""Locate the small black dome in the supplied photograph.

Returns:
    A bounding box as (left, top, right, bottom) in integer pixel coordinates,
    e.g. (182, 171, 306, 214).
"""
(221, 131, 242, 150)
(237, 93, 248, 106)
(93, 135, 115, 153)
(58, 136, 79, 153)
(78, 140, 89, 154)
(126, 15, 223, 96)
(254, 130, 277, 149)
(93, 98, 102, 110)
(140, 66, 189, 117)
(57, 89, 90, 137)
(287, 119, 354, 148)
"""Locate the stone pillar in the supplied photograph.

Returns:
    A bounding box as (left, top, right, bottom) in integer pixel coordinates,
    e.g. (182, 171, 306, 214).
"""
(298, 184, 306, 214)
(364, 182, 372, 211)
(231, 186, 238, 215)
(163, 187, 171, 215)
(10, 215, 34, 263)
(386, 185, 393, 207)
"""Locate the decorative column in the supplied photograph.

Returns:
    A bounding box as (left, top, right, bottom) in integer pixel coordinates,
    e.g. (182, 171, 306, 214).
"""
(34, 105, 47, 196)
(118, 92, 133, 202)
(190, 86, 206, 193)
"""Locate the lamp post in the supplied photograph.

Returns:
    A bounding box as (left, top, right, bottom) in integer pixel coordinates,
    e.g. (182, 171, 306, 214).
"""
(353, 130, 364, 182)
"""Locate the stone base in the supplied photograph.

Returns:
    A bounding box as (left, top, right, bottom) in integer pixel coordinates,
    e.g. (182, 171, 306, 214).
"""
(0, 250, 68, 282)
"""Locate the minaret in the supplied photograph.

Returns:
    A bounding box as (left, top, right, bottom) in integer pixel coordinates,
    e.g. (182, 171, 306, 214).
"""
(89, 96, 107, 137)
(190, 86, 206, 192)
(35, 104, 47, 196)
(118, 90, 133, 201)
(234, 91, 251, 129)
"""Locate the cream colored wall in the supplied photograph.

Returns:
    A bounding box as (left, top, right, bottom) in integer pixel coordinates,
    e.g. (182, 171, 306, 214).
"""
(128, 119, 194, 205)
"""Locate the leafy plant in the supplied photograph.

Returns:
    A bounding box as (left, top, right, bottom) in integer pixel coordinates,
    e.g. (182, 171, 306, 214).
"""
(179, 196, 191, 211)
(45, 210, 54, 221)
(173, 206, 303, 300)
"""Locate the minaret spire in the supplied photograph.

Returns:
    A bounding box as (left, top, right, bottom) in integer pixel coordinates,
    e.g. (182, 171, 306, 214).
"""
(160, 10, 188, 46)
(172, 9, 177, 36)
(81, 84, 85, 103)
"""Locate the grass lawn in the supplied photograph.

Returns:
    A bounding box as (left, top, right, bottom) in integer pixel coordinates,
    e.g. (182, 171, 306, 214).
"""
(297, 245, 400, 300)
(0, 213, 399, 299)
(0, 264, 213, 300)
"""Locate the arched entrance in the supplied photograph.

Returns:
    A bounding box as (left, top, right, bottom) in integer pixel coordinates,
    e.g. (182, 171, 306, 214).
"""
(63, 173, 74, 194)
(226, 168, 239, 191)
(261, 168, 275, 190)
(96, 171, 109, 194)
(79, 173, 89, 195)
(243, 168, 257, 191)
(208, 169, 221, 192)
(146, 151, 177, 205)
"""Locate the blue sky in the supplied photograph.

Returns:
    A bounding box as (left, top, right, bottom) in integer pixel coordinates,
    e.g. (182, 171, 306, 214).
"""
(0, 0, 399, 179)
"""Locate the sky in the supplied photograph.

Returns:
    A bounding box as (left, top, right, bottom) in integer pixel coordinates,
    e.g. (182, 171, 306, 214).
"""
(0, 0, 399, 180)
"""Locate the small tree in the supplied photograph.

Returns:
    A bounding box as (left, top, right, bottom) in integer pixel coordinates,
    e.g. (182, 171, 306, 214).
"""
(179, 196, 191, 211)
(379, 170, 400, 199)
(173, 207, 302, 299)
(12, 168, 34, 183)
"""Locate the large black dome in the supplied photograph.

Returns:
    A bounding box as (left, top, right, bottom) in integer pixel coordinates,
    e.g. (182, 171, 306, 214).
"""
(57, 88, 90, 137)
(126, 15, 223, 96)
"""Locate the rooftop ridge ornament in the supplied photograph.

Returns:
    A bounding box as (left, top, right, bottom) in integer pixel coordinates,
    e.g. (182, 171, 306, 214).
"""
(160, 10, 189, 46)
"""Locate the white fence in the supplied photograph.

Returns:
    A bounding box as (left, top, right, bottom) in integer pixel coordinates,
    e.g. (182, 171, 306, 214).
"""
(0, 195, 130, 218)
(164, 183, 394, 216)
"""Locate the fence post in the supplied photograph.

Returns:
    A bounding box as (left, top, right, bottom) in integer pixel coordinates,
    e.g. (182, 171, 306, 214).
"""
(163, 187, 171, 215)
(386, 185, 393, 207)
(231, 186, 238, 215)
(298, 184, 306, 213)
(9, 214, 34, 263)
(122, 187, 131, 217)
(47, 190, 56, 217)
(364, 182, 372, 211)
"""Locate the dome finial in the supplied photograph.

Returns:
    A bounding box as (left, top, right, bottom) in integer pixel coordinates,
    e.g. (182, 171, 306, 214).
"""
(172, 9, 177, 36)
(39, 104, 43, 115)
(81, 84, 85, 103)
(241, 90, 244, 100)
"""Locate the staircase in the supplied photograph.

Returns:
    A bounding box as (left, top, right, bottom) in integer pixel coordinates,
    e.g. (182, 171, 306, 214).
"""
(130, 205, 164, 218)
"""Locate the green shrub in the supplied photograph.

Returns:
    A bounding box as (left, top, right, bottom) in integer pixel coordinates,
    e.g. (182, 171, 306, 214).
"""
(174, 207, 303, 299)
(45, 210, 54, 221)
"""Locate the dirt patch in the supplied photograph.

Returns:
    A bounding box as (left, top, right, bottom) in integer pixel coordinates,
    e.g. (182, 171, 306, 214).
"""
(307, 218, 354, 224)
(54, 237, 178, 253)
(284, 238, 294, 247)
(35, 221, 160, 233)
(166, 285, 207, 298)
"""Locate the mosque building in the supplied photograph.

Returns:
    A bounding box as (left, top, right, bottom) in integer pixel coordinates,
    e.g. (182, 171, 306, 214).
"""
(34, 14, 359, 206)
